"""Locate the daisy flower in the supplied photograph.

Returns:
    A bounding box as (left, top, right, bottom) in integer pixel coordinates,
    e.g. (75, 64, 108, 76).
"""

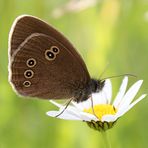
(46, 77, 146, 131)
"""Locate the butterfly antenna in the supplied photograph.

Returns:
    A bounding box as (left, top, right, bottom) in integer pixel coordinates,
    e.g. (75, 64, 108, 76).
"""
(55, 97, 73, 118)
(98, 62, 110, 80)
(90, 95, 98, 119)
(98, 63, 137, 81)
(101, 73, 137, 81)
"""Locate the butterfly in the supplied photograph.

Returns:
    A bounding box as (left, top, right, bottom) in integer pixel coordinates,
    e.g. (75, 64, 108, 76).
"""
(8, 15, 105, 103)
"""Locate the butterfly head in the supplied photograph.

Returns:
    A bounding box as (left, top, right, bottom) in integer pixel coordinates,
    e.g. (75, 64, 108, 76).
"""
(90, 79, 105, 93)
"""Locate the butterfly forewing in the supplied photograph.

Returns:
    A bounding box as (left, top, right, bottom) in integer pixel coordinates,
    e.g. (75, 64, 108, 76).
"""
(9, 15, 89, 77)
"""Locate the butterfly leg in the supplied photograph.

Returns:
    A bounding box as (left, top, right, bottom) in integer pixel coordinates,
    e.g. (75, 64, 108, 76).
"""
(90, 95, 99, 119)
(55, 97, 74, 118)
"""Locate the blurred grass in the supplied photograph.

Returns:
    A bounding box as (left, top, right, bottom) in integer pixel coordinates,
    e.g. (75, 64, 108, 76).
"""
(0, 0, 148, 148)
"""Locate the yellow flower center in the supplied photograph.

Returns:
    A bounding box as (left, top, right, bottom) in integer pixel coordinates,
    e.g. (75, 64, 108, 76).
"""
(84, 104, 117, 120)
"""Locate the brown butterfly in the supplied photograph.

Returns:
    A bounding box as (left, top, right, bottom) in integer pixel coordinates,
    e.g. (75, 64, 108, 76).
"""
(8, 15, 105, 103)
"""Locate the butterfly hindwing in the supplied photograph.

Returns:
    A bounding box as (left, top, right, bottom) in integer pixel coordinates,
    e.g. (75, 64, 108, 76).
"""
(10, 33, 90, 99)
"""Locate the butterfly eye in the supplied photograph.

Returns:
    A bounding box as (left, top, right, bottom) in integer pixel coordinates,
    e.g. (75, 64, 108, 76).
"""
(27, 58, 36, 67)
(45, 50, 56, 61)
(24, 70, 34, 78)
(51, 46, 60, 54)
(23, 81, 31, 87)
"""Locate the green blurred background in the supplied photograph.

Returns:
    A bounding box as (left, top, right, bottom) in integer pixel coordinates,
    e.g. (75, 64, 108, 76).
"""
(0, 0, 148, 147)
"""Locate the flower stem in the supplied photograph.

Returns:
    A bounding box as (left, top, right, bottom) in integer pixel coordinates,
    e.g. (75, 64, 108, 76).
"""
(101, 131, 111, 148)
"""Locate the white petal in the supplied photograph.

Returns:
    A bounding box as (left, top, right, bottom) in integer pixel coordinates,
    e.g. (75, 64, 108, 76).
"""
(48, 104, 82, 118)
(65, 104, 98, 121)
(118, 80, 143, 109)
(66, 105, 81, 113)
(116, 94, 147, 118)
(125, 94, 147, 113)
(46, 107, 98, 121)
(71, 101, 84, 111)
(50, 100, 82, 113)
(72, 101, 100, 121)
(50, 100, 62, 108)
(113, 77, 128, 108)
(75, 98, 92, 110)
(48, 100, 86, 120)
(80, 112, 98, 121)
(101, 114, 118, 122)
(92, 92, 107, 105)
(103, 79, 112, 104)
(46, 111, 81, 120)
